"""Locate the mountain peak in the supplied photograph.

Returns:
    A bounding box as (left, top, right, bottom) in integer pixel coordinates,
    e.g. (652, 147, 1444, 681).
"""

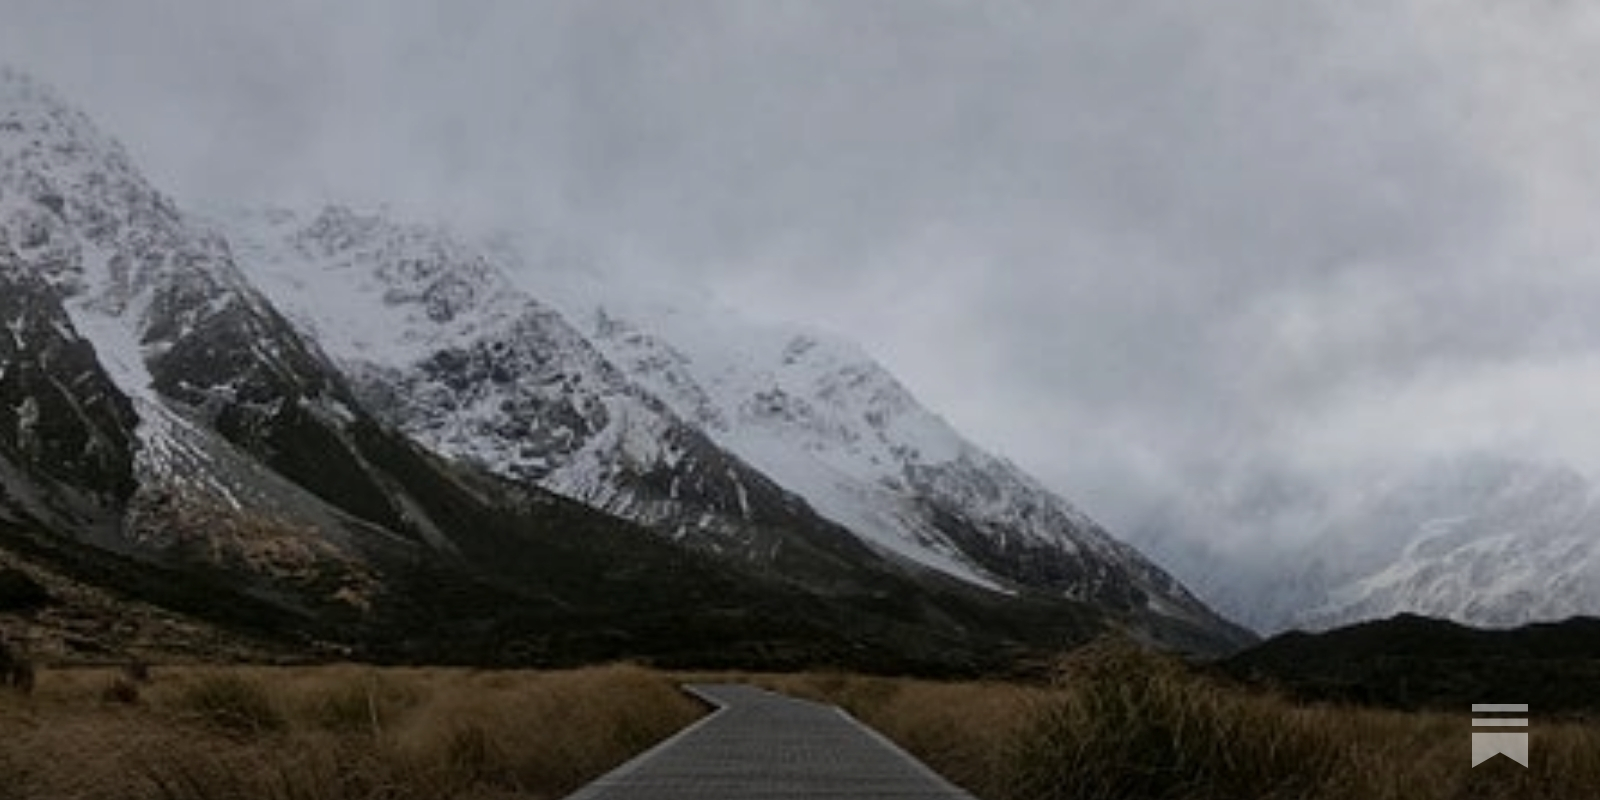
(0, 65, 203, 313)
(0, 65, 84, 132)
(0, 65, 147, 205)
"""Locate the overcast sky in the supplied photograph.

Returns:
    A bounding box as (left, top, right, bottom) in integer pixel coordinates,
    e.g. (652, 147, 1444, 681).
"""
(7, 0, 1600, 554)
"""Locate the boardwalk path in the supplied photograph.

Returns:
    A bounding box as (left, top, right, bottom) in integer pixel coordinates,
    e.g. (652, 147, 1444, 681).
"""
(564, 683, 976, 799)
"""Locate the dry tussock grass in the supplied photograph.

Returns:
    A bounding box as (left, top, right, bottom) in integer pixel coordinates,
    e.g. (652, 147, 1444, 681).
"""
(0, 663, 701, 800)
(725, 642, 1600, 800)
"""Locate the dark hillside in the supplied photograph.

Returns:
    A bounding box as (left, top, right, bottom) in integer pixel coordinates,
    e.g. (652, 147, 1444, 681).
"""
(1220, 613, 1600, 717)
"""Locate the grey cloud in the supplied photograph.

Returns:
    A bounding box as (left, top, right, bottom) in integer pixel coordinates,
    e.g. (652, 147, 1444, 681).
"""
(5, 0, 1600, 565)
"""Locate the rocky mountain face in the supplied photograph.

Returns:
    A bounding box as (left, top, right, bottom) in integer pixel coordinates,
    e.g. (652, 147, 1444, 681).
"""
(215, 207, 893, 589)
(1136, 455, 1600, 634)
(0, 241, 136, 531)
(0, 65, 1249, 665)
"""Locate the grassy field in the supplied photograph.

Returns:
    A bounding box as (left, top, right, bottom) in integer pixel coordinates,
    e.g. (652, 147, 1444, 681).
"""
(0, 663, 702, 800)
(1, 645, 1597, 799)
(737, 641, 1600, 800)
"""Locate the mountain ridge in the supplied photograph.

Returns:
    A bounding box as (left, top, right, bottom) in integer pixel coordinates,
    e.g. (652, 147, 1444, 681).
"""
(218, 203, 1236, 642)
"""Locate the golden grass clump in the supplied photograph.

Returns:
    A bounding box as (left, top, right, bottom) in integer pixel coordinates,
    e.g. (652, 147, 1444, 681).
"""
(738, 670, 1046, 798)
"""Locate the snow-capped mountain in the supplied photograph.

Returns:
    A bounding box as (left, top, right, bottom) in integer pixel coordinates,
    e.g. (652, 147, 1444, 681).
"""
(214, 206, 863, 572)
(0, 65, 1249, 661)
(0, 65, 397, 596)
(1294, 457, 1600, 630)
(1135, 455, 1600, 633)
(215, 205, 1235, 638)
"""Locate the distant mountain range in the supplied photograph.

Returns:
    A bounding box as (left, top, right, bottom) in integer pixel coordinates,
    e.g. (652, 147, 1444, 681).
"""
(0, 66, 1249, 668)
(1133, 455, 1600, 634)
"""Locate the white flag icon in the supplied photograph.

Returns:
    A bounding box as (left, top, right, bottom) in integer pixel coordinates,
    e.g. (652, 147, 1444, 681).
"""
(1471, 704, 1528, 767)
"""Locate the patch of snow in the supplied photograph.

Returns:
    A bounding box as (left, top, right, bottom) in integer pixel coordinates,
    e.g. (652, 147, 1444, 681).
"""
(729, 428, 1011, 591)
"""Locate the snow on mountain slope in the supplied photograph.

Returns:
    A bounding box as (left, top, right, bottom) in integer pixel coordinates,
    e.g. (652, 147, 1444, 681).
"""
(581, 305, 1030, 586)
(217, 206, 880, 568)
(579, 298, 1010, 589)
(0, 67, 402, 593)
(506, 250, 1223, 622)
(1293, 458, 1600, 630)
(219, 206, 1231, 627)
(1136, 455, 1600, 633)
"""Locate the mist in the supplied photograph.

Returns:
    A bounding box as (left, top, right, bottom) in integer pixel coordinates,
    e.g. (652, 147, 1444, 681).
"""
(6, 0, 1600, 569)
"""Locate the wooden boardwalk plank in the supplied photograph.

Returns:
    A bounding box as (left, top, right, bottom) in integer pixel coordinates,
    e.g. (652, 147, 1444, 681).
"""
(564, 684, 976, 799)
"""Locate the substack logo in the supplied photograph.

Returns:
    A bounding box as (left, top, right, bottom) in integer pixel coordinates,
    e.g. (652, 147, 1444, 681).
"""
(1471, 703, 1529, 767)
